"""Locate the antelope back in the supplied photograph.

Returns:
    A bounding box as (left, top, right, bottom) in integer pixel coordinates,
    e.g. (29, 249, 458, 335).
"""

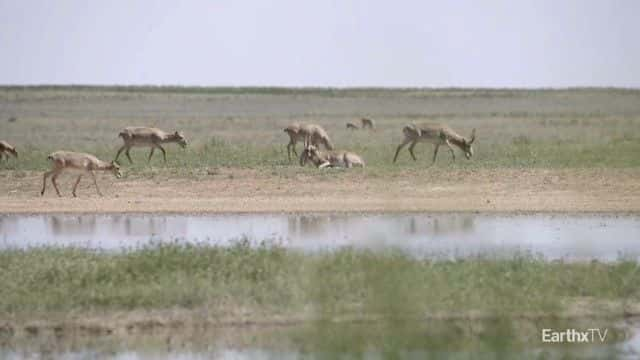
(402, 124, 421, 139)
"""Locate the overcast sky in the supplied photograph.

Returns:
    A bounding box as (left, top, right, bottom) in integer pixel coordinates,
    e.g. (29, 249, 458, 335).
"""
(1, 0, 638, 87)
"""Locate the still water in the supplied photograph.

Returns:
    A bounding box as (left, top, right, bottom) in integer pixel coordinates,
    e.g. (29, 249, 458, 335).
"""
(1, 213, 639, 261)
(2, 319, 640, 359)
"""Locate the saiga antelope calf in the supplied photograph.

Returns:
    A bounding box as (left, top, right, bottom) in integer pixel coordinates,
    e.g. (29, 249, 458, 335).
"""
(360, 118, 375, 130)
(393, 123, 476, 164)
(115, 127, 187, 164)
(41, 151, 122, 197)
(302, 142, 365, 169)
(0, 140, 18, 161)
(283, 123, 334, 163)
(346, 122, 359, 130)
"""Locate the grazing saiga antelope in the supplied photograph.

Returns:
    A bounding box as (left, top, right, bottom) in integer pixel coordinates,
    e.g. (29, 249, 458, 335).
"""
(0, 140, 18, 161)
(41, 151, 122, 197)
(301, 141, 365, 169)
(361, 118, 375, 130)
(115, 127, 187, 164)
(283, 123, 334, 163)
(346, 122, 359, 130)
(393, 123, 476, 164)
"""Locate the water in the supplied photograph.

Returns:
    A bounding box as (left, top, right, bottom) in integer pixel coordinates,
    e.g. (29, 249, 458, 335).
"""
(2, 212, 640, 358)
(2, 319, 640, 359)
(0, 213, 639, 261)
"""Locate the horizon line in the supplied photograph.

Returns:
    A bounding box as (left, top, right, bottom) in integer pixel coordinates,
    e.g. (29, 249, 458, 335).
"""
(1, 84, 640, 91)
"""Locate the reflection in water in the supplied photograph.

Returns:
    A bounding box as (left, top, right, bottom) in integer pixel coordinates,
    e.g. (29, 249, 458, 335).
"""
(0, 213, 639, 261)
(124, 216, 171, 236)
(432, 215, 474, 235)
(50, 216, 96, 236)
(1, 318, 639, 359)
(288, 215, 333, 239)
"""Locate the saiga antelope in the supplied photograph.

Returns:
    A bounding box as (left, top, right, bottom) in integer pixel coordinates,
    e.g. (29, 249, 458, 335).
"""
(283, 123, 334, 163)
(41, 151, 122, 197)
(361, 118, 375, 130)
(0, 141, 18, 161)
(393, 123, 476, 164)
(302, 141, 365, 169)
(346, 122, 359, 130)
(115, 127, 187, 164)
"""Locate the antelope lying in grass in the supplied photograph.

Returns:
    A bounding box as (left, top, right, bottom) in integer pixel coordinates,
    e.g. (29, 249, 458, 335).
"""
(0, 140, 18, 161)
(283, 123, 334, 163)
(346, 122, 359, 130)
(41, 151, 122, 197)
(393, 123, 476, 164)
(361, 118, 375, 130)
(115, 127, 187, 164)
(301, 141, 365, 169)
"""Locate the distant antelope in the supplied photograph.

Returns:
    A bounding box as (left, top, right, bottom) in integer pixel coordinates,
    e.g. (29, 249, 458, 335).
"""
(302, 141, 365, 169)
(41, 151, 122, 197)
(346, 122, 359, 130)
(283, 123, 334, 163)
(393, 123, 476, 164)
(361, 118, 375, 130)
(115, 127, 187, 164)
(0, 140, 18, 161)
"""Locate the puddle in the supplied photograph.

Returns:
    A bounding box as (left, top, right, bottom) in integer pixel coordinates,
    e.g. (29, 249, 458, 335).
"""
(0, 213, 639, 261)
(2, 318, 640, 359)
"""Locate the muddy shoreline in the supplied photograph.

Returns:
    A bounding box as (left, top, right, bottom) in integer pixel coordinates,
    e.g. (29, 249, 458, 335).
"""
(3, 303, 640, 337)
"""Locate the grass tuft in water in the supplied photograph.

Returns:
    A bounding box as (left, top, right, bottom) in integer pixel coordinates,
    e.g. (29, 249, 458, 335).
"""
(0, 243, 639, 318)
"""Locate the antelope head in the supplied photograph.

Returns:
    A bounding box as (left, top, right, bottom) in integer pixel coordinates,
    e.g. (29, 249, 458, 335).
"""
(463, 128, 476, 159)
(173, 131, 187, 148)
(300, 137, 319, 166)
(110, 161, 123, 178)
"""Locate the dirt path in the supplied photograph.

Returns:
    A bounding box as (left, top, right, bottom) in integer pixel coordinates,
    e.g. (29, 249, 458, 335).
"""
(1, 168, 639, 213)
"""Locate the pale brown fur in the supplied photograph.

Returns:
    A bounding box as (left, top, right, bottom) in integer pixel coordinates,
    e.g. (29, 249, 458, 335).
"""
(283, 123, 334, 164)
(302, 143, 365, 169)
(0, 140, 18, 161)
(361, 118, 375, 130)
(115, 127, 187, 164)
(393, 123, 476, 164)
(41, 151, 122, 197)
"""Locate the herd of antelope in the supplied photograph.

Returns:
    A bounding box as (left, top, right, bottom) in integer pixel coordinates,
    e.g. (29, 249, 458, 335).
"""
(1, 119, 476, 197)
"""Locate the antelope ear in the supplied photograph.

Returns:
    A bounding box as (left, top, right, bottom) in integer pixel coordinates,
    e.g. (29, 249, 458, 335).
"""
(469, 128, 476, 144)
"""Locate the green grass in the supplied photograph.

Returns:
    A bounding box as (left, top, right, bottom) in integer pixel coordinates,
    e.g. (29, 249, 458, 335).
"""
(2, 87, 640, 183)
(3, 136, 639, 177)
(2, 87, 640, 176)
(1, 243, 637, 358)
(1, 242, 639, 317)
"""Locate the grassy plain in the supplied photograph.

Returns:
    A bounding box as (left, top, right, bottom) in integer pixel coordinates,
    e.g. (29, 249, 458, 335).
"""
(1, 87, 640, 354)
(1, 87, 639, 213)
(1, 86, 640, 173)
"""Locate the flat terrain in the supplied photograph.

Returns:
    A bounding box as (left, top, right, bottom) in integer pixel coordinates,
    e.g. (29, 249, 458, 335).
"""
(1, 88, 640, 351)
(1, 168, 639, 213)
(1, 86, 639, 213)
